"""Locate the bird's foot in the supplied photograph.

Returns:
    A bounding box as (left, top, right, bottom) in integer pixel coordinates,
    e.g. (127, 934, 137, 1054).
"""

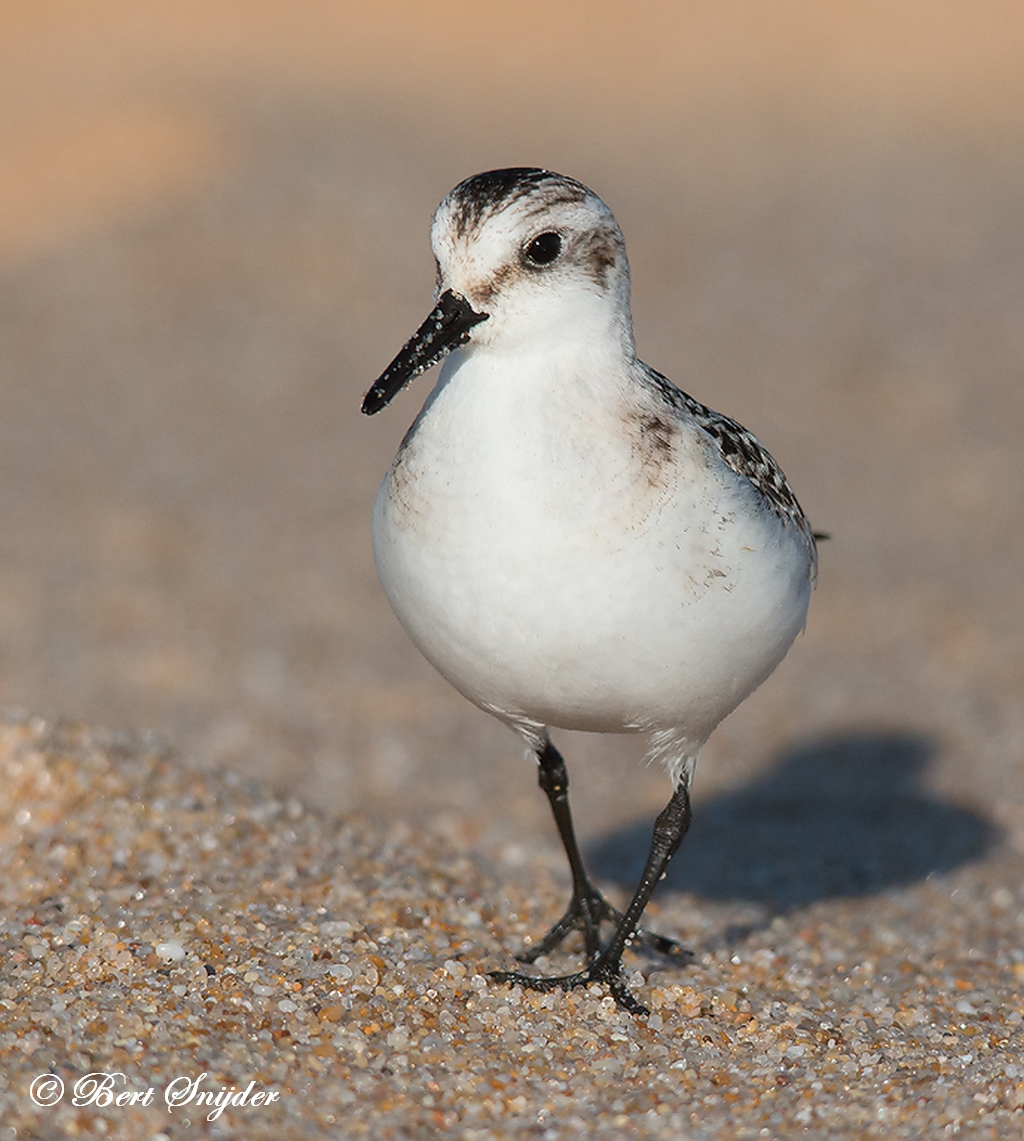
(491, 886, 691, 1016)
(512, 885, 613, 964)
(514, 884, 690, 966)
(627, 918, 693, 963)
(489, 956, 650, 1016)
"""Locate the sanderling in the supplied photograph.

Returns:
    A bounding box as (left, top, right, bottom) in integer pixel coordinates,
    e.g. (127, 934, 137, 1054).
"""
(362, 168, 817, 1014)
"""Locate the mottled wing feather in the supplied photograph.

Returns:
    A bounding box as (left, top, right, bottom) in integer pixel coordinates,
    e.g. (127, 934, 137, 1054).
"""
(641, 365, 818, 573)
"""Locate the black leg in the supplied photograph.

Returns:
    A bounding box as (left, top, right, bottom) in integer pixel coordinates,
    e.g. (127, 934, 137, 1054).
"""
(490, 742, 693, 1015)
(585, 781, 692, 1012)
(517, 737, 609, 962)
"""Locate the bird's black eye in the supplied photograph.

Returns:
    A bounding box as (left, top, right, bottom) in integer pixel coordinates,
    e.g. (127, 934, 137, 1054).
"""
(524, 231, 562, 266)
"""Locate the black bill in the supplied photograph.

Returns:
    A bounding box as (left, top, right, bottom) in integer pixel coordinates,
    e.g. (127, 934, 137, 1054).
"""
(361, 289, 489, 415)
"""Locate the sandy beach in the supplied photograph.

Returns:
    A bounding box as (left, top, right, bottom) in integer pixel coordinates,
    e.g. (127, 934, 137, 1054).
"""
(2, 2, 1023, 1136)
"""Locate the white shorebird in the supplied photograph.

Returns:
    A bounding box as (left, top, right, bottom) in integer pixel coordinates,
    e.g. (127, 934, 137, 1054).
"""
(362, 168, 817, 1014)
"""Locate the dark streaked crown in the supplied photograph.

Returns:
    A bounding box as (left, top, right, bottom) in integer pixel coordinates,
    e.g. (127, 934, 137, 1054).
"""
(445, 168, 590, 238)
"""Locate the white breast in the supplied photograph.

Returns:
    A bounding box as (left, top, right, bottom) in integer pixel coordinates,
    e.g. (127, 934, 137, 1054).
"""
(372, 346, 812, 747)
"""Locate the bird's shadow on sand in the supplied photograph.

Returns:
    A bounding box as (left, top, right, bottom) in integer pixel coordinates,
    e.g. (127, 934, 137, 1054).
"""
(586, 731, 999, 919)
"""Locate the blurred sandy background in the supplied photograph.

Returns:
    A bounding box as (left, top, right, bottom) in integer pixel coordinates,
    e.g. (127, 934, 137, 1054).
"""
(1, 0, 1022, 875)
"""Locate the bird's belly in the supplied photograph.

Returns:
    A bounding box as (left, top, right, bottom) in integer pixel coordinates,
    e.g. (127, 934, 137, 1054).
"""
(372, 428, 810, 740)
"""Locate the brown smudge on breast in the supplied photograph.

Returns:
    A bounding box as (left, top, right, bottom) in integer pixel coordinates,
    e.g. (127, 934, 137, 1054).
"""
(383, 416, 432, 524)
(633, 409, 680, 489)
(594, 399, 688, 542)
